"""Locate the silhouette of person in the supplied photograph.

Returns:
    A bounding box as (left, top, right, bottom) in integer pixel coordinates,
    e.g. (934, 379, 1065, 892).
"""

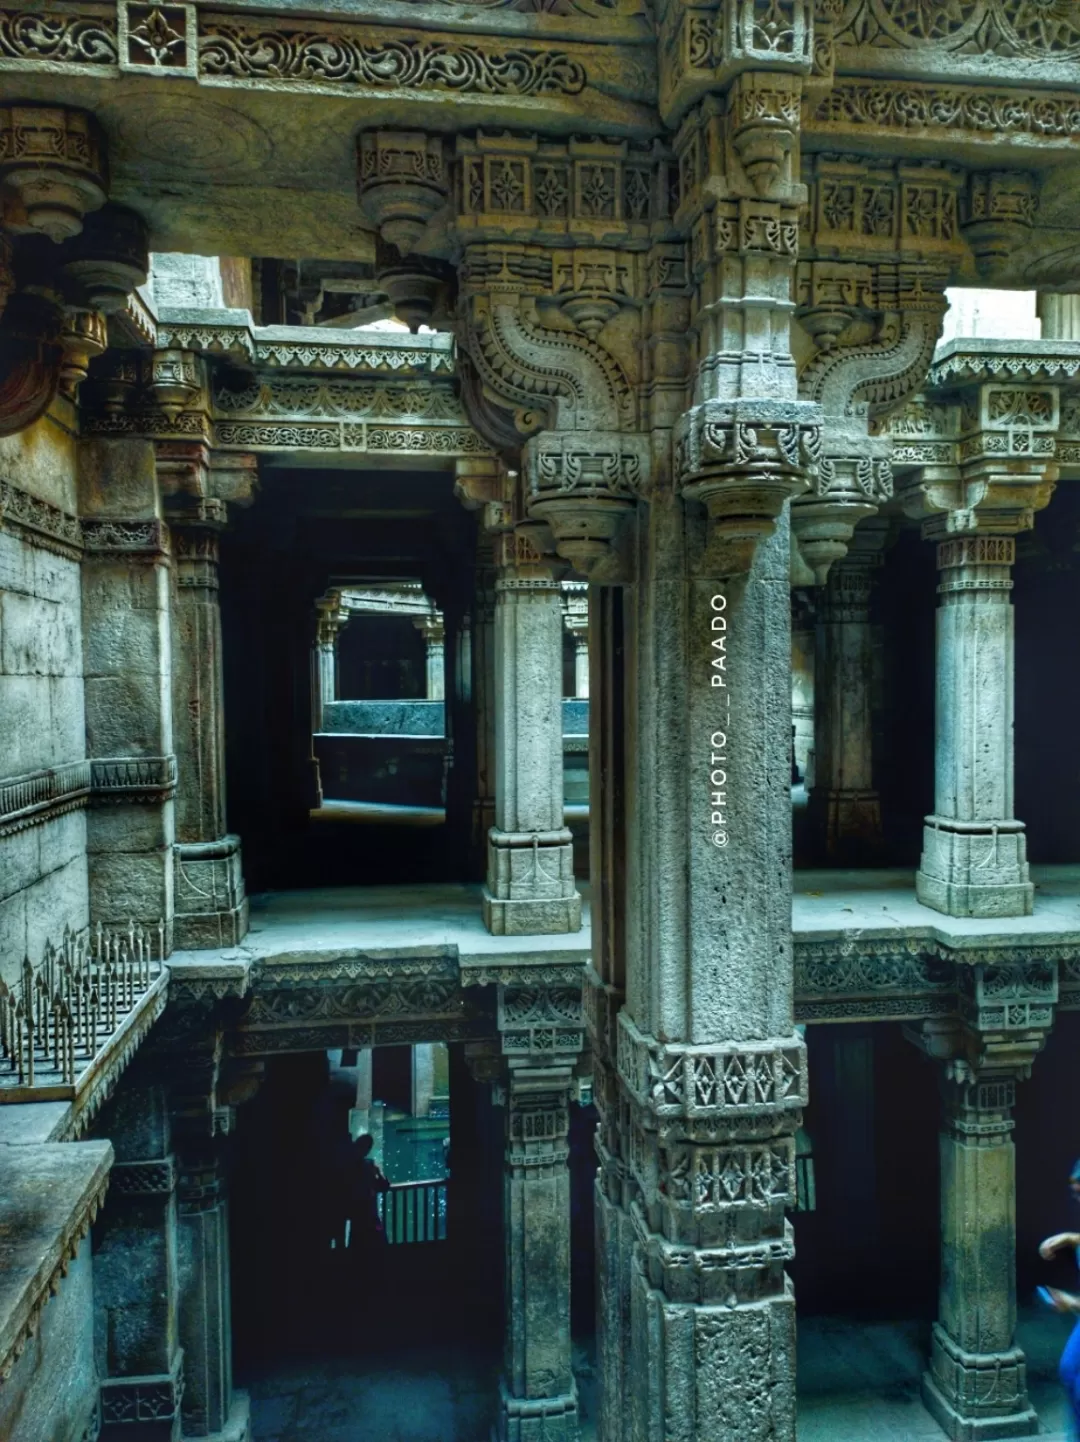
(345, 1132, 390, 1254)
(1039, 1160, 1080, 1435)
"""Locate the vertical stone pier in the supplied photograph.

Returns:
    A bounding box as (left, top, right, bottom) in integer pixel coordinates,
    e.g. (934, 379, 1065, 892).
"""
(917, 536, 1032, 916)
(79, 436, 176, 942)
(923, 1070, 1038, 1440)
(92, 1078, 184, 1440)
(165, 447, 248, 949)
(808, 522, 886, 860)
(500, 1062, 579, 1442)
(483, 530, 580, 936)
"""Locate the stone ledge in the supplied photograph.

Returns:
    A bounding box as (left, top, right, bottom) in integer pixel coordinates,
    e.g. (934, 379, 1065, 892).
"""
(0, 1138, 113, 1386)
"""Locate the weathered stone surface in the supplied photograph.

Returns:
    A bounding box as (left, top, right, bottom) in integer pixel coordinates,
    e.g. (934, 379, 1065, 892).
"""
(0, 1138, 112, 1440)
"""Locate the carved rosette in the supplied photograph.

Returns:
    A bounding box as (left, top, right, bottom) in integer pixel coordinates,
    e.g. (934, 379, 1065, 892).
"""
(674, 399, 821, 574)
(0, 105, 107, 242)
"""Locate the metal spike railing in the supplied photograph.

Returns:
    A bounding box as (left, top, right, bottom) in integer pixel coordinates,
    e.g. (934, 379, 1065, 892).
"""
(0, 921, 164, 1091)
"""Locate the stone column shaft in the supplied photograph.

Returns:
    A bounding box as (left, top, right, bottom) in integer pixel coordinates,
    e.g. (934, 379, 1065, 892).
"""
(176, 1154, 248, 1442)
(923, 1073, 1038, 1441)
(472, 551, 498, 878)
(619, 499, 805, 1442)
(170, 515, 247, 949)
(482, 559, 581, 936)
(93, 1083, 183, 1440)
(416, 614, 446, 701)
(500, 1065, 578, 1442)
(917, 536, 1032, 917)
(79, 438, 175, 944)
(808, 556, 882, 859)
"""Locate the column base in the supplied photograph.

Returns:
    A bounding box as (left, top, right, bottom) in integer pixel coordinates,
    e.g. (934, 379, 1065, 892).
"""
(100, 1358, 184, 1441)
(922, 1328, 1039, 1441)
(496, 1380, 579, 1442)
(807, 788, 882, 862)
(483, 829, 581, 935)
(174, 837, 249, 948)
(182, 1392, 251, 1442)
(917, 821, 1033, 918)
(482, 890, 582, 935)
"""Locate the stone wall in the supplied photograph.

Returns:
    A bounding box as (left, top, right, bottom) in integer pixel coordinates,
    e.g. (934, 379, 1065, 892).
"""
(0, 1245, 99, 1442)
(0, 413, 89, 985)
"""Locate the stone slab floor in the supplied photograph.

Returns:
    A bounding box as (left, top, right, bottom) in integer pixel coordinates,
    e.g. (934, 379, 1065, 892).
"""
(245, 1313, 1075, 1441)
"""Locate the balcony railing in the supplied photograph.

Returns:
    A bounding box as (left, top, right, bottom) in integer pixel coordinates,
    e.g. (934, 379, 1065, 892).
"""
(0, 922, 166, 1102)
(378, 1177, 447, 1244)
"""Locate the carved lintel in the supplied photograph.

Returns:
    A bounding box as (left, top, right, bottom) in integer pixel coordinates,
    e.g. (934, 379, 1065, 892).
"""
(155, 438, 210, 499)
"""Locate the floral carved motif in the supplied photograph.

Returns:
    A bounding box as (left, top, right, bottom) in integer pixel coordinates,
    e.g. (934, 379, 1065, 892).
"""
(199, 23, 588, 96)
(812, 80, 1080, 138)
(0, 9, 117, 64)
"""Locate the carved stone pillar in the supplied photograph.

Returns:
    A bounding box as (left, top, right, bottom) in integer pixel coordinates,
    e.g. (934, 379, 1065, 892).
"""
(917, 535, 1033, 916)
(473, 543, 499, 878)
(483, 531, 581, 936)
(415, 613, 445, 700)
(313, 592, 346, 729)
(910, 960, 1056, 1440)
(562, 587, 589, 699)
(807, 521, 886, 860)
(166, 454, 247, 950)
(176, 1150, 250, 1442)
(79, 438, 177, 945)
(585, 585, 631, 1442)
(92, 1080, 184, 1441)
(496, 978, 585, 1442)
(616, 23, 820, 1436)
(620, 500, 807, 1442)
(900, 383, 1057, 918)
(924, 1069, 1038, 1440)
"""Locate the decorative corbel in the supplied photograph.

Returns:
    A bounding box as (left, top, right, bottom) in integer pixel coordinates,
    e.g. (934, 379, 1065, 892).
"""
(0, 105, 107, 243)
(796, 265, 949, 581)
(458, 253, 647, 580)
(960, 172, 1039, 280)
(897, 381, 1059, 537)
(356, 130, 450, 255)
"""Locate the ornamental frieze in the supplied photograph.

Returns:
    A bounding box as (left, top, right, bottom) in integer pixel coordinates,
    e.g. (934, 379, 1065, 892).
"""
(832, 0, 1080, 59)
